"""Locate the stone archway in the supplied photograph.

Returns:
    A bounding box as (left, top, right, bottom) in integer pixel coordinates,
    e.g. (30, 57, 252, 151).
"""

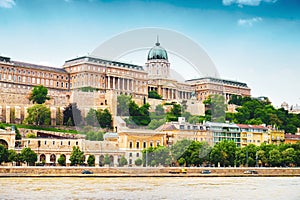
(0, 139, 8, 149)
(99, 155, 104, 167)
(40, 154, 46, 163)
(50, 154, 56, 165)
(109, 155, 114, 166)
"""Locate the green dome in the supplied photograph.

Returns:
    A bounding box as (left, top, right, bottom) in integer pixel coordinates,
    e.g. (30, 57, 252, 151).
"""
(147, 41, 168, 61)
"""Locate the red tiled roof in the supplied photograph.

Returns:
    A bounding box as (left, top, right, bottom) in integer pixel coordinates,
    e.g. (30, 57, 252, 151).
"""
(156, 124, 177, 131)
(285, 134, 300, 140)
(237, 124, 267, 130)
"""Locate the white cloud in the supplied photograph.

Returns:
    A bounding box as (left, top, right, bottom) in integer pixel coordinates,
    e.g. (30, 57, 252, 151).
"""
(238, 17, 263, 27)
(223, 0, 277, 7)
(0, 0, 15, 8)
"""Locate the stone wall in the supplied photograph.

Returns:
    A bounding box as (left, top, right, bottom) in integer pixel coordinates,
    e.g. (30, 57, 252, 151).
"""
(1, 167, 300, 176)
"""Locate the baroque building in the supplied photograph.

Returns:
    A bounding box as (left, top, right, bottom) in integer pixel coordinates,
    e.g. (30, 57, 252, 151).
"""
(0, 39, 251, 124)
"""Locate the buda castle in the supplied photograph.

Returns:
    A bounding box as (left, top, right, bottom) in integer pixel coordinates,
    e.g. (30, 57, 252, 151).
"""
(0, 40, 250, 125)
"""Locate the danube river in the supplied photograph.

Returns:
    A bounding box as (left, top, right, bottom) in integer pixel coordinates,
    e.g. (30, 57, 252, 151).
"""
(1, 177, 299, 199)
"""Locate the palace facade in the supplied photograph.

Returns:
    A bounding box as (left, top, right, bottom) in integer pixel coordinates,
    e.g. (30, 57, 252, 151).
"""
(0, 40, 251, 124)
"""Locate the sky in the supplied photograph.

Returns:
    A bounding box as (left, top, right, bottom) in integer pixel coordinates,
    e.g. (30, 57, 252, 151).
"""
(0, 0, 299, 107)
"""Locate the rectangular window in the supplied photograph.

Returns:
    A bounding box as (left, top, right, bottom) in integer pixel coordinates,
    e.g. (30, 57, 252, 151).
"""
(53, 141, 55, 145)
(143, 142, 146, 149)
(129, 153, 132, 157)
(44, 141, 47, 145)
(136, 142, 140, 149)
(136, 153, 139, 157)
(129, 141, 133, 148)
(68, 141, 70, 146)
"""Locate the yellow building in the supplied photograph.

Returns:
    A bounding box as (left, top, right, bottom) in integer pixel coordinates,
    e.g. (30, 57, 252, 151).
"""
(269, 129, 285, 145)
(157, 120, 212, 146)
(284, 134, 300, 144)
(238, 124, 268, 146)
(117, 129, 165, 166)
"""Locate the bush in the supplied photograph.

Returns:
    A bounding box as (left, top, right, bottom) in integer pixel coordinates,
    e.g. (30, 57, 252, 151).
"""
(135, 158, 143, 166)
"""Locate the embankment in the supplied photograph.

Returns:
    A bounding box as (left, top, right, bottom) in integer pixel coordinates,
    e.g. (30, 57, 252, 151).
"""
(1, 167, 300, 177)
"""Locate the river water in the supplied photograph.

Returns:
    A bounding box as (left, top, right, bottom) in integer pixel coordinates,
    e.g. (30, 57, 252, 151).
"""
(0, 177, 299, 200)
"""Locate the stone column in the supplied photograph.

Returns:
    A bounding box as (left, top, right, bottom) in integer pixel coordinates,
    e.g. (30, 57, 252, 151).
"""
(6, 106, 10, 124)
(122, 78, 125, 91)
(131, 79, 134, 91)
(15, 106, 21, 124)
(112, 77, 115, 89)
(24, 106, 28, 120)
(50, 107, 56, 126)
(95, 155, 100, 167)
(158, 86, 162, 97)
(117, 77, 120, 90)
(114, 155, 119, 167)
(107, 76, 110, 89)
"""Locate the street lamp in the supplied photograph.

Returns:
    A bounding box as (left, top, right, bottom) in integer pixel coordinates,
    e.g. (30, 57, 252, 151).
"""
(255, 151, 258, 167)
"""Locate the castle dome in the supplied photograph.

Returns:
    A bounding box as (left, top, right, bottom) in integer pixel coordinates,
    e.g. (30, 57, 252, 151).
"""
(147, 40, 168, 61)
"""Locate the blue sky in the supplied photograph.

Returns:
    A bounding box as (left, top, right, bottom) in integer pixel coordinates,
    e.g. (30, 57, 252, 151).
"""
(0, 0, 299, 107)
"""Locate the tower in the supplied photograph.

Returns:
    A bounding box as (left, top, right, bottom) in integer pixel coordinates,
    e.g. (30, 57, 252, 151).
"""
(145, 37, 170, 79)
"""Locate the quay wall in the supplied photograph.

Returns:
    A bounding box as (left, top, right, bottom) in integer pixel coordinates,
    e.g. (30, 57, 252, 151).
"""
(1, 167, 300, 177)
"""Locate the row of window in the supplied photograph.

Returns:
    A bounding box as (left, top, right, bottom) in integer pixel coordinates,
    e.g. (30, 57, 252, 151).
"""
(0, 67, 67, 80)
(69, 65, 146, 78)
(0, 74, 68, 88)
(129, 152, 140, 157)
(28, 140, 79, 146)
(129, 141, 160, 149)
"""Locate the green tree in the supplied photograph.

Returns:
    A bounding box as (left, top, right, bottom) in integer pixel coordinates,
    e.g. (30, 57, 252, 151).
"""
(119, 156, 128, 167)
(178, 157, 186, 166)
(256, 150, 268, 167)
(166, 103, 182, 121)
(8, 149, 18, 163)
(170, 139, 193, 161)
(63, 103, 83, 126)
(97, 109, 113, 129)
(135, 158, 143, 166)
(87, 155, 95, 166)
(56, 107, 63, 125)
(69, 146, 85, 166)
(57, 154, 66, 166)
(210, 140, 236, 167)
(182, 111, 192, 122)
(104, 154, 111, 166)
(85, 131, 104, 141)
(228, 95, 243, 106)
(29, 85, 50, 104)
(117, 94, 131, 116)
(155, 104, 165, 116)
(85, 108, 98, 126)
(14, 126, 21, 147)
(148, 90, 162, 99)
(282, 148, 296, 166)
(25, 104, 51, 125)
(148, 119, 166, 130)
(204, 94, 226, 123)
(0, 144, 8, 164)
(20, 147, 37, 166)
(128, 100, 151, 126)
(268, 149, 282, 167)
(153, 146, 171, 166)
(179, 141, 211, 167)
